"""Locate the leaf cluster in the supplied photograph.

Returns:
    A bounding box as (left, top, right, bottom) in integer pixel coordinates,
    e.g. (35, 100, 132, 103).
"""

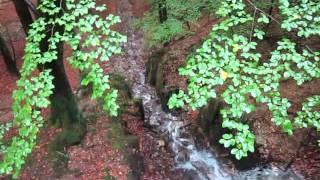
(168, 0, 320, 160)
(0, 0, 126, 177)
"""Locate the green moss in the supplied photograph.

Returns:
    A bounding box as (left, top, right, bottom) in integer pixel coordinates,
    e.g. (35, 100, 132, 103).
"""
(109, 73, 132, 98)
(135, 0, 219, 47)
(105, 118, 142, 180)
(47, 123, 86, 177)
(104, 119, 141, 179)
(48, 150, 69, 178)
(46, 94, 87, 177)
(108, 73, 133, 115)
(104, 74, 142, 179)
(104, 167, 116, 180)
(49, 123, 86, 152)
(106, 119, 138, 151)
(146, 50, 166, 86)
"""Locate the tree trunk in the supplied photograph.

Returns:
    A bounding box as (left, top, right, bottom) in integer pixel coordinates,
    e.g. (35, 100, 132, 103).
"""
(10, 0, 85, 175)
(12, 0, 34, 34)
(0, 33, 19, 75)
(268, 0, 275, 19)
(158, 0, 169, 47)
(158, 0, 167, 23)
(45, 42, 86, 151)
(37, 0, 86, 153)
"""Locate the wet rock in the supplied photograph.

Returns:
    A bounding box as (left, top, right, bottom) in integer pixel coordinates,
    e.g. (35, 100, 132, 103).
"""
(176, 149, 190, 162)
(191, 161, 216, 180)
(179, 138, 194, 147)
(149, 115, 161, 126)
(146, 50, 182, 112)
(146, 50, 166, 87)
(198, 99, 220, 135)
(190, 99, 225, 151)
(249, 105, 309, 169)
(157, 139, 166, 147)
(181, 169, 202, 180)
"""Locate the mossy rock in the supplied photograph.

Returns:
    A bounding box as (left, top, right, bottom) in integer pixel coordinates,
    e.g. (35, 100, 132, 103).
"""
(146, 50, 166, 87)
(146, 49, 181, 112)
(109, 73, 132, 99)
(48, 151, 69, 178)
(198, 99, 221, 135)
(194, 99, 263, 170)
(190, 99, 223, 150)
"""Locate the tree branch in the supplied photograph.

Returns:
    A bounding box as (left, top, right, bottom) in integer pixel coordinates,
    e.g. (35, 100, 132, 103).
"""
(245, 0, 281, 25)
(23, 0, 38, 15)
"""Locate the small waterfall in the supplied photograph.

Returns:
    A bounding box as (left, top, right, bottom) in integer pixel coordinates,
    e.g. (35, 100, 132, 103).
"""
(161, 120, 230, 179)
(116, 31, 302, 180)
(114, 29, 231, 179)
(111, 2, 303, 179)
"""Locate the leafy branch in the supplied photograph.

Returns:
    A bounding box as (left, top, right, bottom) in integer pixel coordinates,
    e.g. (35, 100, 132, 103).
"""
(168, 0, 320, 160)
(0, 0, 126, 177)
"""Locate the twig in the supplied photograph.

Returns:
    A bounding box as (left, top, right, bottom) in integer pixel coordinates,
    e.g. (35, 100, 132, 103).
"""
(55, 150, 69, 158)
(245, 0, 281, 25)
(249, 8, 257, 42)
(305, 45, 315, 53)
(49, 0, 63, 45)
(247, 0, 317, 53)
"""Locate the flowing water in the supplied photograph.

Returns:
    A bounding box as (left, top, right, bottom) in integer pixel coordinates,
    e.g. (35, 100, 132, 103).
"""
(112, 2, 303, 179)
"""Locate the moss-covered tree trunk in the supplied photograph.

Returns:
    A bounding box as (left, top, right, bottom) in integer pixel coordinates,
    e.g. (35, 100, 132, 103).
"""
(158, 0, 167, 23)
(44, 42, 86, 151)
(11, 0, 86, 156)
(10, 0, 86, 175)
(158, 0, 168, 47)
(38, 0, 86, 152)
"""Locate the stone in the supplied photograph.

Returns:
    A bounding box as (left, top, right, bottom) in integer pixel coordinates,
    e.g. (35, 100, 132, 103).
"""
(157, 139, 166, 147)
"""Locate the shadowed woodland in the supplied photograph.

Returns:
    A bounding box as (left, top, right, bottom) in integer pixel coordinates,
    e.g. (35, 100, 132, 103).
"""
(0, 0, 319, 179)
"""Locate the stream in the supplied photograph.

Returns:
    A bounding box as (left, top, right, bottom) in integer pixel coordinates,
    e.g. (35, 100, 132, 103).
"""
(112, 2, 304, 179)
